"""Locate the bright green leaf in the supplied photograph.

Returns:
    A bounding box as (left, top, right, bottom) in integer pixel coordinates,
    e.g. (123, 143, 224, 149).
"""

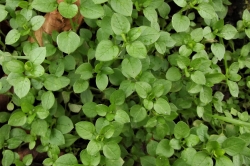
(95, 40, 119, 61)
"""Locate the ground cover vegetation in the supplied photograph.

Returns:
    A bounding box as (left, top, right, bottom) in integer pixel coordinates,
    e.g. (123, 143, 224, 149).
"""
(0, 0, 250, 165)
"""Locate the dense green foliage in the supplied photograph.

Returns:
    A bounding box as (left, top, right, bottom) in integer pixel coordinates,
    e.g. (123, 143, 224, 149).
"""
(1, 0, 250, 165)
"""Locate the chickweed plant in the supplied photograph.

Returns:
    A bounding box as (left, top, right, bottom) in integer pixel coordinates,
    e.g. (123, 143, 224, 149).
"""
(1, 0, 250, 165)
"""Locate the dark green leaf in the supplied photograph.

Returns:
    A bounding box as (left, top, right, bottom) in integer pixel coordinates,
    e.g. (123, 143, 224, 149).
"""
(174, 121, 190, 139)
(156, 139, 174, 157)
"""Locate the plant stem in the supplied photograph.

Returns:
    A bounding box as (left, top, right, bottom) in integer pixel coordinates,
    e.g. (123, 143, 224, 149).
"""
(11, 56, 29, 60)
(206, 113, 250, 128)
(70, 18, 76, 32)
(0, 40, 6, 51)
(30, 32, 39, 45)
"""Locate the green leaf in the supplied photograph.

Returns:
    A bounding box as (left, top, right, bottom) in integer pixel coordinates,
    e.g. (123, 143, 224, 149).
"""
(211, 43, 225, 61)
(32, 0, 57, 12)
(111, 13, 130, 35)
(82, 102, 97, 118)
(54, 154, 78, 166)
(119, 80, 135, 97)
(96, 73, 108, 91)
(155, 32, 174, 54)
(0, 112, 10, 123)
(6, 60, 24, 73)
(58, 2, 78, 19)
(22, 154, 33, 166)
(166, 67, 182, 82)
(8, 110, 27, 126)
(5, 29, 20, 45)
(222, 137, 246, 156)
(57, 31, 80, 54)
(56, 116, 74, 134)
(2, 150, 15, 166)
(140, 156, 156, 166)
(30, 16, 45, 31)
(92, 0, 108, 4)
(218, 24, 237, 40)
(191, 152, 213, 166)
(14, 77, 30, 99)
(177, 55, 190, 69)
(191, 71, 206, 85)
(49, 128, 65, 146)
(103, 143, 121, 160)
(115, 110, 130, 124)
(44, 75, 70, 91)
(197, 3, 217, 19)
(31, 119, 48, 137)
(126, 41, 147, 59)
(154, 98, 171, 115)
(87, 139, 102, 155)
(130, 105, 147, 122)
(29, 47, 46, 65)
(41, 91, 55, 110)
(110, 89, 126, 105)
(80, 150, 101, 166)
(75, 63, 93, 79)
(205, 73, 225, 85)
(137, 26, 160, 45)
(99, 125, 115, 138)
(105, 158, 124, 166)
(49, 59, 64, 77)
(95, 40, 119, 61)
(127, 27, 142, 42)
(172, 13, 190, 32)
(174, 121, 190, 139)
(227, 80, 239, 97)
(215, 156, 234, 166)
(156, 139, 174, 157)
(121, 57, 142, 78)
(173, 0, 187, 7)
(0, 6, 8, 22)
(185, 134, 200, 147)
(135, 81, 151, 98)
(73, 79, 89, 93)
(75, 121, 95, 140)
(156, 156, 170, 166)
(143, 7, 157, 22)
(80, 0, 104, 19)
(110, 0, 132, 16)
(200, 86, 212, 104)
(64, 55, 76, 71)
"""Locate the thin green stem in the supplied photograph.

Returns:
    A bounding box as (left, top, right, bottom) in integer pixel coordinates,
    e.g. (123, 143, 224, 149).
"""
(11, 56, 29, 60)
(70, 18, 76, 32)
(0, 40, 6, 51)
(30, 31, 39, 45)
(0, 29, 5, 37)
(206, 113, 250, 128)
